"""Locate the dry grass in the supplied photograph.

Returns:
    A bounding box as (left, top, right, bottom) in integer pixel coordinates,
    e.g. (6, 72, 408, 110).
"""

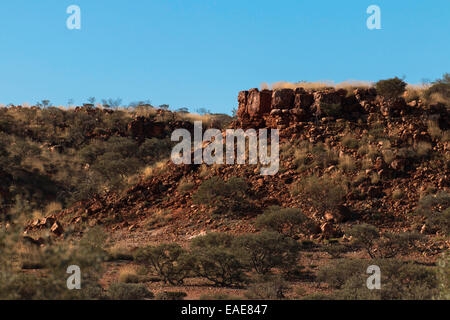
(141, 160, 170, 179)
(338, 154, 356, 172)
(108, 243, 134, 261)
(118, 265, 140, 283)
(261, 80, 373, 91)
(177, 112, 215, 126)
(404, 84, 427, 102)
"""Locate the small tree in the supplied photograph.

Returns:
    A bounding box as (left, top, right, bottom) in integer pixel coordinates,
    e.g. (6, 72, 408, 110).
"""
(347, 224, 380, 259)
(234, 231, 300, 275)
(193, 176, 251, 217)
(102, 98, 122, 109)
(377, 232, 422, 258)
(423, 73, 450, 103)
(134, 243, 195, 285)
(255, 206, 314, 238)
(293, 175, 346, 218)
(348, 224, 422, 259)
(415, 191, 450, 236)
(375, 77, 407, 99)
(191, 233, 247, 287)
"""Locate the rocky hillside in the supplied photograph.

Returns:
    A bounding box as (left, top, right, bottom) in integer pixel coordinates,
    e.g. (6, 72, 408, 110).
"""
(29, 82, 449, 246)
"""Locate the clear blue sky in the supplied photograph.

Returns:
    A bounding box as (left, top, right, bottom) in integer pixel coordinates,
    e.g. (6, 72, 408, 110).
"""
(0, 0, 449, 114)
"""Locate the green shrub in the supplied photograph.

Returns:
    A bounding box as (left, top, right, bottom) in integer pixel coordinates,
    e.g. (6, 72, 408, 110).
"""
(245, 276, 289, 300)
(138, 138, 172, 162)
(292, 175, 346, 217)
(415, 191, 450, 235)
(341, 135, 359, 149)
(330, 259, 438, 300)
(317, 259, 367, 289)
(323, 243, 349, 259)
(193, 176, 251, 217)
(234, 231, 300, 274)
(423, 73, 450, 104)
(0, 226, 108, 300)
(375, 77, 407, 99)
(377, 232, 423, 258)
(177, 178, 195, 194)
(134, 243, 195, 285)
(347, 224, 422, 259)
(108, 283, 154, 300)
(255, 206, 313, 238)
(436, 252, 450, 300)
(191, 233, 247, 287)
(347, 224, 380, 258)
(155, 291, 187, 300)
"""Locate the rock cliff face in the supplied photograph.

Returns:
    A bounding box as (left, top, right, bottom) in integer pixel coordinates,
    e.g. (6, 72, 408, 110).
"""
(236, 87, 449, 133)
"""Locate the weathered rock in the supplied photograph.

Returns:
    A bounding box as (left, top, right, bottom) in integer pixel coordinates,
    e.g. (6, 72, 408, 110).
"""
(272, 89, 295, 109)
(313, 90, 344, 106)
(41, 217, 56, 228)
(354, 88, 377, 102)
(50, 221, 64, 236)
(128, 117, 167, 140)
(390, 158, 407, 172)
(237, 90, 248, 119)
(320, 222, 338, 238)
(247, 89, 272, 117)
(294, 92, 314, 109)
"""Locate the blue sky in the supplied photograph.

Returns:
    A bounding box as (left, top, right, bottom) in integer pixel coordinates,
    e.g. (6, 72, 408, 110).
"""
(0, 0, 449, 114)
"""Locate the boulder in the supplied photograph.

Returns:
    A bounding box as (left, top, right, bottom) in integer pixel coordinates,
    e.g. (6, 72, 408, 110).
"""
(50, 221, 64, 236)
(237, 90, 248, 119)
(320, 222, 338, 238)
(313, 90, 344, 106)
(272, 89, 295, 109)
(294, 92, 314, 109)
(247, 89, 272, 117)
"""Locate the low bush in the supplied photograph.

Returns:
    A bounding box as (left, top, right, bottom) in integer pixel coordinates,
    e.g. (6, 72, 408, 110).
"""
(323, 243, 349, 259)
(108, 283, 154, 300)
(332, 259, 438, 300)
(234, 231, 300, 275)
(255, 206, 314, 238)
(341, 134, 359, 149)
(155, 291, 187, 300)
(134, 243, 195, 285)
(191, 233, 247, 287)
(118, 265, 140, 283)
(193, 176, 251, 217)
(245, 276, 289, 300)
(375, 77, 407, 99)
(415, 191, 450, 235)
(292, 175, 346, 217)
(423, 73, 450, 104)
(317, 259, 367, 289)
(347, 224, 423, 258)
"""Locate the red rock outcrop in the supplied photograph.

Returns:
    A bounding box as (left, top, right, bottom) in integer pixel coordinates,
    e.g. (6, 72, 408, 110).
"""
(235, 86, 444, 132)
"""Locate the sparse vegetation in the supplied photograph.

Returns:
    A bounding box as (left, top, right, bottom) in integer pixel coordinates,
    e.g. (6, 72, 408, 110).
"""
(135, 243, 195, 285)
(193, 176, 251, 217)
(0, 80, 447, 301)
(375, 77, 407, 99)
(292, 175, 346, 217)
(108, 283, 153, 300)
(234, 231, 300, 274)
(255, 207, 314, 238)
